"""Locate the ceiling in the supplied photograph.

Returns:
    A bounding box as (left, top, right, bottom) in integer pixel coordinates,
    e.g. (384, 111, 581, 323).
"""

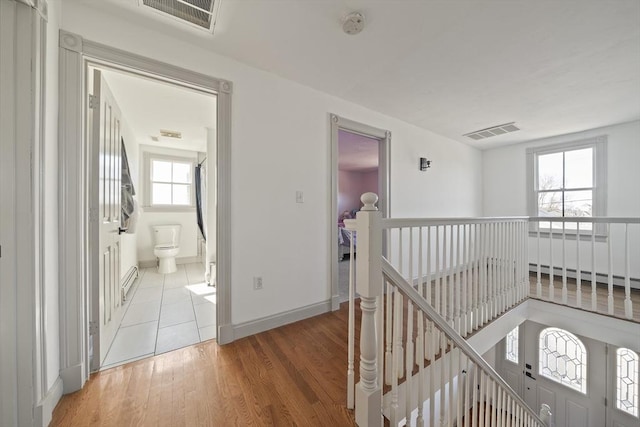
(338, 130, 379, 172)
(101, 68, 216, 153)
(73, 0, 640, 150)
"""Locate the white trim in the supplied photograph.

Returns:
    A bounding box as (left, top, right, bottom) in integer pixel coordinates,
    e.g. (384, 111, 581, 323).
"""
(329, 114, 390, 311)
(34, 377, 63, 427)
(526, 135, 608, 234)
(58, 30, 234, 393)
(232, 300, 333, 341)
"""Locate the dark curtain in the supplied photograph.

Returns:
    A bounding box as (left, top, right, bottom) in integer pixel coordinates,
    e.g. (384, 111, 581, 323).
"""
(195, 164, 206, 241)
(121, 137, 136, 230)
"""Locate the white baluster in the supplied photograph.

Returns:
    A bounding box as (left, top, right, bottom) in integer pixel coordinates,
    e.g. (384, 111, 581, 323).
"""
(549, 221, 555, 301)
(624, 223, 633, 319)
(481, 223, 488, 326)
(448, 340, 454, 425)
(389, 285, 400, 426)
(416, 310, 425, 426)
(576, 222, 582, 309)
(608, 223, 614, 315)
(418, 227, 424, 298)
(443, 225, 449, 323)
(436, 225, 441, 318)
(439, 332, 446, 427)
(385, 281, 393, 386)
(428, 321, 435, 427)
(462, 224, 469, 337)
(455, 224, 462, 333)
(491, 380, 497, 427)
(406, 300, 414, 424)
(562, 221, 568, 304)
(347, 226, 355, 409)
(354, 192, 382, 427)
(472, 363, 478, 427)
(591, 222, 597, 312)
(471, 223, 479, 331)
(394, 288, 404, 379)
(457, 349, 464, 426)
(536, 223, 542, 298)
(427, 226, 432, 306)
(449, 225, 455, 327)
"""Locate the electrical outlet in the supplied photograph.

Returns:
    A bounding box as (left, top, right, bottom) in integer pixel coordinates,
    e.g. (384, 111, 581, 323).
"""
(253, 276, 263, 290)
(295, 190, 304, 203)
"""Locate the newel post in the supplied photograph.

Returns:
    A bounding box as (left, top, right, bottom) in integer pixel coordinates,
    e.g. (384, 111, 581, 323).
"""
(355, 192, 383, 427)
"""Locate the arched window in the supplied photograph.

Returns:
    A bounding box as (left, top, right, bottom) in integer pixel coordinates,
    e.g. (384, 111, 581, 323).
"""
(616, 348, 639, 417)
(505, 326, 519, 363)
(539, 327, 587, 393)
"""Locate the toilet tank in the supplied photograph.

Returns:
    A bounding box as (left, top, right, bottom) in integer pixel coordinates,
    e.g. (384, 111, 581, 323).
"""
(153, 224, 181, 247)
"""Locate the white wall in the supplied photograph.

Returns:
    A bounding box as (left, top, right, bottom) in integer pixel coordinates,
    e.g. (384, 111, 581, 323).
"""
(136, 144, 200, 263)
(483, 121, 640, 279)
(44, 0, 61, 394)
(60, 2, 483, 326)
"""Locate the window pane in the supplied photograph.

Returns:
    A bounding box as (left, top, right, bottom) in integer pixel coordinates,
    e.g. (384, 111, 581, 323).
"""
(565, 148, 593, 189)
(152, 183, 172, 204)
(539, 327, 587, 394)
(616, 348, 639, 417)
(172, 162, 191, 184)
(152, 160, 172, 182)
(506, 327, 519, 363)
(538, 191, 563, 217)
(565, 190, 592, 217)
(538, 152, 563, 190)
(172, 184, 191, 205)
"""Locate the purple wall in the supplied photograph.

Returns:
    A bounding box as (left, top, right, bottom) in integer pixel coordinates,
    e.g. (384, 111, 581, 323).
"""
(338, 169, 379, 220)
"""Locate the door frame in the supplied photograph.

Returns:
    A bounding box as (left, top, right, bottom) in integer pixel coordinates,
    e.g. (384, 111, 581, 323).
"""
(58, 30, 233, 391)
(329, 114, 390, 309)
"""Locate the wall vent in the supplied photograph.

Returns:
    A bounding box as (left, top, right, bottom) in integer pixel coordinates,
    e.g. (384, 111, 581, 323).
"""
(140, 0, 221, 33)
(160, 129, 182, 139)
(464, 122, 520, 140)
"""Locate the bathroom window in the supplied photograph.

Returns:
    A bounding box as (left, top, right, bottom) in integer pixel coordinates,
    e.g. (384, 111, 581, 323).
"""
(144, 152, 195, 210)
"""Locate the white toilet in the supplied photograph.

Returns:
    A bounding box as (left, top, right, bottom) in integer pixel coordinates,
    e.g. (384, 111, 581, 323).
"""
(153, 224, 181, 274)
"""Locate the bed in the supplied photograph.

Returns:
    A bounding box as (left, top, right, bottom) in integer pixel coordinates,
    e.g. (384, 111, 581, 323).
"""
(338, 220, 357, 261)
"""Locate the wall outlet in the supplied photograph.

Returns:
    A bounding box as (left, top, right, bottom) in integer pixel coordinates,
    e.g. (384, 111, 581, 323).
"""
(253, 276, 263, 290)
(295, 190, 304, 203)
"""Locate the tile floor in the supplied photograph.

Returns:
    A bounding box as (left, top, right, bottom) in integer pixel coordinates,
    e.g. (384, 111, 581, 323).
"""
(102, 262, 216, 369)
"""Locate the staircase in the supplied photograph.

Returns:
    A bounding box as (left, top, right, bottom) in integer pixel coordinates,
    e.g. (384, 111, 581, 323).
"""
(346, 193, 551, 426)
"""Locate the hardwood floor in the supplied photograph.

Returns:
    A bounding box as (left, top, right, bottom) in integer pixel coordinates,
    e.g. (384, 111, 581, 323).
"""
(51, 303, 359, 427)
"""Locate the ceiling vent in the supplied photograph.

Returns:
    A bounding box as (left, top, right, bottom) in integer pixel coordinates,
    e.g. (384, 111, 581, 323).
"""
(140, 0, 221, 33)
(464, 122, 520, 140)
(160, 129, 182, 139)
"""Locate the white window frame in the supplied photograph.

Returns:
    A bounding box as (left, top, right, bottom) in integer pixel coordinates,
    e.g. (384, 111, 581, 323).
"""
(143, 152, 196, 212)
(616, 347, 639, 417)
(505, 326, 519, 364)
(538, 327, 588, 394)
(526, 135, 607, 237)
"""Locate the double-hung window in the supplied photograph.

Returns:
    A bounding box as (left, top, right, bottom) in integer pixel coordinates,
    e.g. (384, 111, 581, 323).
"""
(527, 136, 607, 233)
(144, 153, 195, 209)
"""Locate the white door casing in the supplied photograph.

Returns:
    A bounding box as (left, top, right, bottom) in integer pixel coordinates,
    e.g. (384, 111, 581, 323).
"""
(329, 114, 390, 310)
(89, 69, 124, 370)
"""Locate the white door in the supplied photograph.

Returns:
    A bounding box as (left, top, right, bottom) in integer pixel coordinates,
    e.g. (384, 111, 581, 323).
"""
(90, 69, 123, 369)
(523, 321, 606, 427)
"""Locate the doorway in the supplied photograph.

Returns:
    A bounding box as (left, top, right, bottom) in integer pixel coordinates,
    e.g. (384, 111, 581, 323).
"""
(329, 115, 390, 308)
(58, 32, 233, 388)
(87, 65, 218, 369)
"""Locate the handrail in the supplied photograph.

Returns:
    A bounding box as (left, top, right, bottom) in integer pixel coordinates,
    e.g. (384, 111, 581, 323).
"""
(381, 256, 546, 426)
(529, 217, 640, 224)
(382, 216, 528, 228)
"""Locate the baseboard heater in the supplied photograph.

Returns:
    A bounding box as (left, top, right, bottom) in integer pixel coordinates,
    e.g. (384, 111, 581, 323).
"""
(121, 266, 139, 302)
(529, 263, 640, 289)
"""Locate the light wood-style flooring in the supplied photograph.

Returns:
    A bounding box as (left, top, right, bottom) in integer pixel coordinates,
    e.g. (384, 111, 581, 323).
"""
(51, 303, 359, 427)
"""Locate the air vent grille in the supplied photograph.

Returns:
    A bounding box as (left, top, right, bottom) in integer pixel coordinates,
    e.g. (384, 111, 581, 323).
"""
(464, 122, 520, 140)
(141, 0, 218, 32)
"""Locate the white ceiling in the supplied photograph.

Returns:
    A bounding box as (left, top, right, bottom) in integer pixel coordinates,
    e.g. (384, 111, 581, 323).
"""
(76, 0, 640, 150)
(101, 68, 216, 153)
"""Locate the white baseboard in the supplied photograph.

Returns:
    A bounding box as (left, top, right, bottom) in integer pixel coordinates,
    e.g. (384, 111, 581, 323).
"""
(34, 377, 63, 427)
(232, 300, 333, 341)
(138, 256, 202, 269)
(60, 363, 84, 394)
(529, 263, 640, 289)
(217, 323, 233, 345)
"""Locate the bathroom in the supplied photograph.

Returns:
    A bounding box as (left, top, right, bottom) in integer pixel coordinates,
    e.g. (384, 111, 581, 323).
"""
(96, 67, 218, 369)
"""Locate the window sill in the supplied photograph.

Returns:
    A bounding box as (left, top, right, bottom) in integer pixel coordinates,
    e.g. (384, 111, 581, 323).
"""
(142, 205, 196, 213)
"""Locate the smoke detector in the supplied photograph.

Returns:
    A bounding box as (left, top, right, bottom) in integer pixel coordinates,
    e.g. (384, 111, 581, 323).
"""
(343, 12, 365, 35)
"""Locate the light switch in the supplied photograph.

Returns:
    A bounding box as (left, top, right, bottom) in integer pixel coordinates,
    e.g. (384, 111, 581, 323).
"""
(296, 191, 304, 203)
